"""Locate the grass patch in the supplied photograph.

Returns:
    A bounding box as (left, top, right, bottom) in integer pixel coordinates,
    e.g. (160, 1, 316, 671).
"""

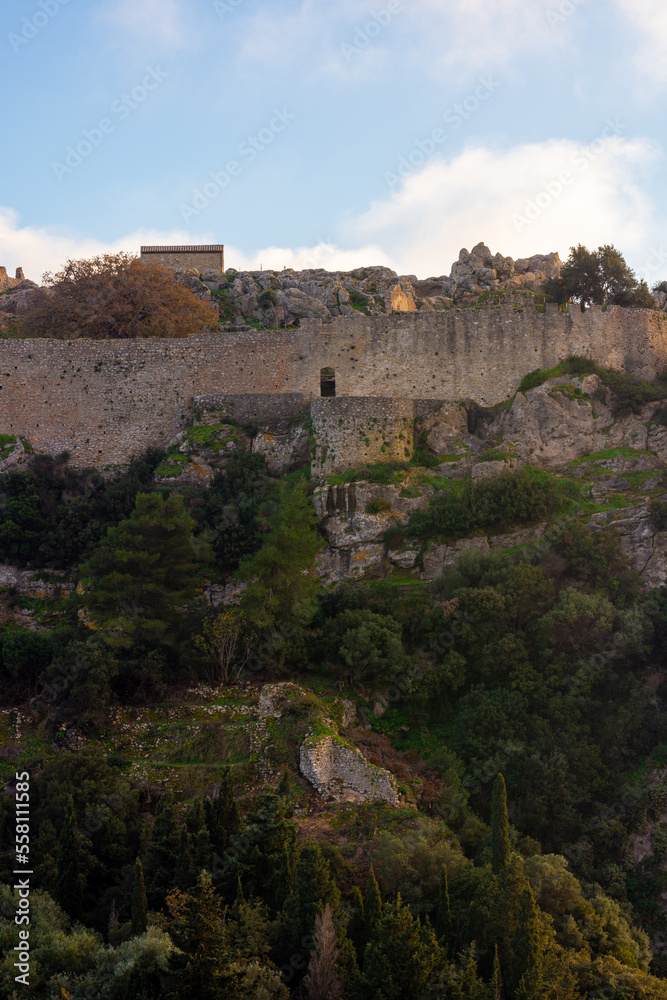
(327, 463, 408, 487)
(570, 446, 647, 466)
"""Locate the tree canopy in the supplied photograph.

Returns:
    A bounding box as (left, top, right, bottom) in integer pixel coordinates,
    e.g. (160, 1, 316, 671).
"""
(543, 244, 655, 311)
(18, 252, 219, 339)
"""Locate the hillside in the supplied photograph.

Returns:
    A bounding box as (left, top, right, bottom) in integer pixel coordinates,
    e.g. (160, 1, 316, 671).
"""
(0, 348, 667, 997)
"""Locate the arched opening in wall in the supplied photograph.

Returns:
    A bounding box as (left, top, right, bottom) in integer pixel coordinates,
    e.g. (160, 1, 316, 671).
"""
(320, 367, 336, 397)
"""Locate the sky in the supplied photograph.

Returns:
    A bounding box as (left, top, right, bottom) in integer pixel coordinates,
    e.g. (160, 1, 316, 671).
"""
(1, 0, 667, 281)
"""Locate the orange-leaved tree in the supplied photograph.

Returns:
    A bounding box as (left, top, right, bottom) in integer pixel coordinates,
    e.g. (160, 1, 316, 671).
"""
(19, 252, 219, 339)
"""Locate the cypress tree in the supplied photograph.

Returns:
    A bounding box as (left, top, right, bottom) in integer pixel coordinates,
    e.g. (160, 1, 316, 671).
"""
(277, 769, 292, 800)
(204, 767, 241, 857)
(283, 843, 340, 956)
(347, 885, 365, 965)
(175, 825, 195, 892)
(491, 774, 511, 874)
(144, 789, 180, 908)
(131, 857, 148, 935)
(510, 886, 543, 1000)
(492, 942, 504, 1000)
(55, 795, 83, 920)
(364, 867, 382, 942)
(435, 865, 453, 956)
(274, 842, 294, 910)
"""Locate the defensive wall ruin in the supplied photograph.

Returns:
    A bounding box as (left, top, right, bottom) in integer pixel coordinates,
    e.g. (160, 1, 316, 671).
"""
(1, 303, 666, 472)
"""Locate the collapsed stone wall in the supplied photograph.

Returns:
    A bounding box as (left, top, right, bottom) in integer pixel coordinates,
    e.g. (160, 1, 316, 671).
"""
(0, 304, 665, 467)
(299, 734, 400, 805)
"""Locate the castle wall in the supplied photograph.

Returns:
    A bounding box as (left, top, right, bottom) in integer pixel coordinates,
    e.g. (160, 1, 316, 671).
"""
(0, 304, 665, 468)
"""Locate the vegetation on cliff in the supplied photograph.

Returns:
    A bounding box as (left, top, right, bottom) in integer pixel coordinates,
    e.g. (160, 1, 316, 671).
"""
(2, 373, 667, 995)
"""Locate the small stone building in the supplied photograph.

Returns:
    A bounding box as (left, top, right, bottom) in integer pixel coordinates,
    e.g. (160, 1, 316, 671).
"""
(140, 245, 224, 273)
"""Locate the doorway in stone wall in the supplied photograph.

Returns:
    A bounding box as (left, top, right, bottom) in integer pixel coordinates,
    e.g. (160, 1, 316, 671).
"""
(320, 367, 336, 397)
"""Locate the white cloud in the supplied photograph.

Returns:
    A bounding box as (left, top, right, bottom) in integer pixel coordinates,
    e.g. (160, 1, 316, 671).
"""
(613, 0, 667, 86)
(344, 134, 662, 276)
(238, 0, 563, 82)
(2, 135, 661, 284)
(226, 242, 393, 273)
(99, 0, 186, 48)
(0, 209, 389, 283)
(0, 210, 195, 282)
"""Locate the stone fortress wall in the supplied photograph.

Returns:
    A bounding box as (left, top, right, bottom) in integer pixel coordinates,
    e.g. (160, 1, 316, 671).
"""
(139, 245, 225, 273)
(1, 302, 666, 471)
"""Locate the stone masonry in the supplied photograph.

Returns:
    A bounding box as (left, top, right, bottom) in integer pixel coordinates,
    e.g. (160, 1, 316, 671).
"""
(140, 245, 224, 273)
(0, 303, 666, 469)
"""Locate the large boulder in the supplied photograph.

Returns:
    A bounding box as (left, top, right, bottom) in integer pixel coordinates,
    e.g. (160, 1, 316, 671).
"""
(277, 287, 331, 324)
(251, 424, 309, 476)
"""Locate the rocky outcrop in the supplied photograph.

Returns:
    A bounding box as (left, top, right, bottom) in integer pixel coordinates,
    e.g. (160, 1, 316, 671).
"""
(0, 279, 41, 316)
(315, 482, 429, 582)
(448, 242, 561, 300)
(300, 733, 400, 805)
(590, 503, 667, 589)
(252, 424, 310, 476)
(0, 437, 31, 473)
(0, 564, 71, 598)
(483, 375, 660, 467)
(0, 267, 27, 293)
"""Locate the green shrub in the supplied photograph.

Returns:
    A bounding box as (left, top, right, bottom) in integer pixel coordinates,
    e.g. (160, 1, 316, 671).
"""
(257, 288, 279, 308)
(366, 499, 392, 515)
(649, 499, 667, 531)
(406, 468, 574, 542)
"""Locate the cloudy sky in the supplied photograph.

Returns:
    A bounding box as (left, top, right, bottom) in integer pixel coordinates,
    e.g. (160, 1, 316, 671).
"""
(1, 0, 666, 280)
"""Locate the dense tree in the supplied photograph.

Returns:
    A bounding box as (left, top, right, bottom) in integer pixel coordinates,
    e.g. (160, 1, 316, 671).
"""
(80, 492, 202, 647)
(204, 767, 242, 858)
(201, 451, 277, 574)
(282, 844, 341, 964)
(18, 252, 219, 339)
(364, 867, 383, 946)
(543, 244, 654, 311)
(510, 886, 544, 999)
(240, 479, 322, 633)
(361, 896, 445, 1000)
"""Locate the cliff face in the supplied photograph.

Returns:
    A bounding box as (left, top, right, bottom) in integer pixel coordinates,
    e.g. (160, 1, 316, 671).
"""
(316, 376, 667, 588)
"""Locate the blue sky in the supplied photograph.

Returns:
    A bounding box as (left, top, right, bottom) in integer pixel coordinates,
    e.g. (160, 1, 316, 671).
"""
(1, 0, 666, 281)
